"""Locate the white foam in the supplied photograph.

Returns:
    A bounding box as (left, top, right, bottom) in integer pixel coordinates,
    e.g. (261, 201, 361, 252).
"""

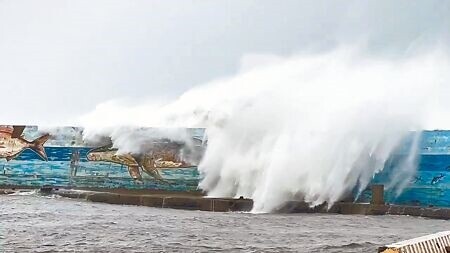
(79, 47, 450, 212)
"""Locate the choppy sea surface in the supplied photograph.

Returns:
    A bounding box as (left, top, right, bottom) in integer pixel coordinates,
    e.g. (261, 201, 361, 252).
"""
(0, 194, 449, 252)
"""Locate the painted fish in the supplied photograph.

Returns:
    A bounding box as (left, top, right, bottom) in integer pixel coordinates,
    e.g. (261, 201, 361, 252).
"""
(86, 146, 167, 183)
(0, 128, 50, 161)
(431, 173, 445, 185)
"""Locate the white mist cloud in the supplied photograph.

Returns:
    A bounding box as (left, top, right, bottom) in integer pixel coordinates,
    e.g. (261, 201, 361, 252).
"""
(79, 48, 450, 211)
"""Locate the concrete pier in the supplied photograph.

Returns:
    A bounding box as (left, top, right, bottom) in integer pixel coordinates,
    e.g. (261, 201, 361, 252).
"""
(55, 189, 253, 212)
(1, 185, 450, 219)
(50, 188, 450, 218)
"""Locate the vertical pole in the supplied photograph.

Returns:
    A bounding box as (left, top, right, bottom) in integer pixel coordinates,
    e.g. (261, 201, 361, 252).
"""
(371, 184, 384, 205)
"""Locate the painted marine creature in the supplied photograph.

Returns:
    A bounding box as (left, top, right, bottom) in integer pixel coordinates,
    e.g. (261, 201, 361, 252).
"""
(0, 126, 50, 161)
(154, 158, 182, 168)
(86, 145, 169, 183)
(86, 137, 204, 182)
(412, 176, 423, 184)
(431, 173, 445, 185)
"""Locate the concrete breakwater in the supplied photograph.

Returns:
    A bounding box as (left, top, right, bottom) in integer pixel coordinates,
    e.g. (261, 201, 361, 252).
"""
(1, 186, 450, 219)
(50, 187, 450, 219)
(279, 185, 450, 219)
(54, 189, 254, 212)
(279, 201, 450, 219)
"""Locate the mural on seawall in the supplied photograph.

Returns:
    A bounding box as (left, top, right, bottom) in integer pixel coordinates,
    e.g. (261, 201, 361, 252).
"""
(0, 125, 205, 191)
(359, 130, 450, 207)
(0, 125, 450, 208)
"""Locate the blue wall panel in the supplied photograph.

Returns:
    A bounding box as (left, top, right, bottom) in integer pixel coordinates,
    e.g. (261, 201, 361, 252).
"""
(1, 125, 450, 207)
(359, 131, 450, 207)
(0, 126, 202, 191)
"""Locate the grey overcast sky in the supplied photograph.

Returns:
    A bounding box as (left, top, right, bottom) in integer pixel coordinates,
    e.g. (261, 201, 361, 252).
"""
(1, 0, 449, 124)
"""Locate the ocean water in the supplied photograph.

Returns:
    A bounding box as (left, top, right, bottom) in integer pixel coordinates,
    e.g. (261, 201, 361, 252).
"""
(0, 194, 449, 253)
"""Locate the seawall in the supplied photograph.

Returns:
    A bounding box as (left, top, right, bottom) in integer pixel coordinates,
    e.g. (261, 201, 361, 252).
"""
(2, 185, 450, 219)
(48, 184, 450, 219)
(54, 189, 253, 212)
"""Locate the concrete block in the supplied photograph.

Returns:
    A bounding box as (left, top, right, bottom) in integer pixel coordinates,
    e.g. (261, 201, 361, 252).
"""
(229, 199, 253, 212)
(276, 201, 334, 213)
(339, 203, 370, 215)
(212, 199, 234, 212)
(371, 184, 384, 205)
(78, 192, 89, 199)
(141, 196, 164, 208)
(421, 208, 450, 219)
(386, 205, 405, 215)
(327, 204, 340, 213)
(163, 197, 202, 210)
(276, 201, 310, 213)
(118, 194, 142, 206)
(198, 198, 213, 211)
(312, 203, 330, 213)
(57, 191, 81, 199)
(86, 192, 121, 204)
(369, 204, 389, 215)
(403, 206, 424, 217)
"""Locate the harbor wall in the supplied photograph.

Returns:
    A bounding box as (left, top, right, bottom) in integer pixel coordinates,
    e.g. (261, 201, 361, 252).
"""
(0, 125, 204, 192)
(359, 130, 450, 207)
(0, 125, 450, 208)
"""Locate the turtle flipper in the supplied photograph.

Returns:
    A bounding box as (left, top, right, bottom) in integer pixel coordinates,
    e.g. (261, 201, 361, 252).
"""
(135, 154, 170, 184)
(127, 166, 143, 182)
(141, 167, 170, 185)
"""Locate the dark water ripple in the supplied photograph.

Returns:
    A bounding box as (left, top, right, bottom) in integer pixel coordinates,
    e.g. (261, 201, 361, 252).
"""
(0, 194, 449, 252)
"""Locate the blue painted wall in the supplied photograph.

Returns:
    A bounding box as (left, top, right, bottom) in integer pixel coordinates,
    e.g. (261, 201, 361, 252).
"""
(359, 130, 450, 207)
(0, 147, 200, 191)
(1, 126, 450, 207)
(0, 126, 202, 191)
